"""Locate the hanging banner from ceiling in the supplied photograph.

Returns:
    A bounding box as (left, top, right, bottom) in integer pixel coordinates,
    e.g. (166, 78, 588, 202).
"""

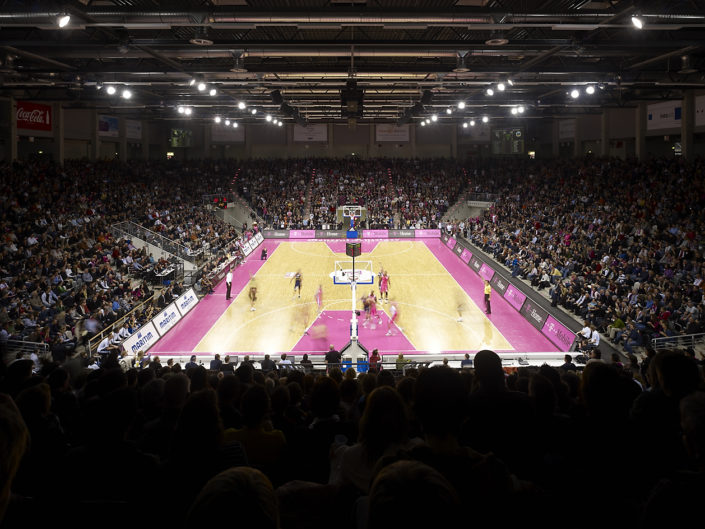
(16, 101, 52, 132)
(647, 100, 681, 130)
(294, 123, 328, 142)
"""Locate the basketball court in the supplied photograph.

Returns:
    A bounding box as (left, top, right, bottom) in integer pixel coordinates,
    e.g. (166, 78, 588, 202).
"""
(150, 237, 559, 357)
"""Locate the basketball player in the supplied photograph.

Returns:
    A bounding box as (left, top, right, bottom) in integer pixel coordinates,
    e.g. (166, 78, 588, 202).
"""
(379, 271, 390, 303)
(291, 269, 303, 299)
(315, 284, 323, 313)
(386, 300, 401, 335)
(362, 294, 371, 327)
(368, 290, 382, 326)
(248, 282, 257, 311)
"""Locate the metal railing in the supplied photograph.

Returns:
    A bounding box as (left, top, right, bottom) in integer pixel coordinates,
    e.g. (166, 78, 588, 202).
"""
(3, 339, 50, 363)
(467, 193, 499, 202)
(110, 221, 199, 263)
(652, 332, 705, 350)
(87, 293, 156, 354)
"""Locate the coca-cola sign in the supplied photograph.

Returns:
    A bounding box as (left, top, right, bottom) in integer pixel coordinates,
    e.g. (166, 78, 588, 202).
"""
(16, 101, 52, 131)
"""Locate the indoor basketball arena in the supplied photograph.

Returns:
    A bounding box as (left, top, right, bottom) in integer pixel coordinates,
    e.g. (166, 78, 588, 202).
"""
(1, 2, 705, 529)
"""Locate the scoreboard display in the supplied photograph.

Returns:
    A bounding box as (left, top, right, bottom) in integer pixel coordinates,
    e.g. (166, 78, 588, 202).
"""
(491, 128, 524, 155)
(213, 196, 228, 209)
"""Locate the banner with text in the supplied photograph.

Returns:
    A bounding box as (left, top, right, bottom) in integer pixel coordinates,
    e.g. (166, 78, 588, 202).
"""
(469, 256, 483, 274)
(446, 237, 457, 250)
(255, 232, 264, 244)
(16, 101, 52, 132)
(541, 315, 576, 351)
(126, 120, 142, 140)
(122, 322, 159, 356)
(460, 248, 472, 264)
(315, 230, 347, 239)
(647, 100, 681, 130)
(479, 263, 495, 281)
(175, 288, 198, 316)
(289, 230, 316, 239)
(415, 229, 441, 238)
(440, 233, 450, 243)
(263, 230, 290, 238)
(388, 230, 415, 238)
(98, 114, 119, 137)
(490, 274, 509, 296)
(242, 240, 253, 256)
(363, 230, 389, 239)
(520, 299, 548, 331)
(153, 303, 182, 337)
(503, 284, 527, 312)
(375, 124, 410, 142)
(294, 123, 328, 142)
(453, 243, 463, 257)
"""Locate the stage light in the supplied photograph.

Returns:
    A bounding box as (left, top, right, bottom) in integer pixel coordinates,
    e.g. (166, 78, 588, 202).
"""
(570, 89, 580, 99)
(177, 106, 185, 114)
(586, 85, 595, 95)
(214, 116, 221, 123)
(420, 121, 426, 126)
(58, 14, 70, 28)
(238, 101, 246, 110)
(507, 79, 514, 86)
(197, 82, 206, 92)
(482, 116, 489, 123)
(631, 16, 643, 29)
(209, 88, 217, 96)
(511, 107, 518, 115)
(184, 107, 192, 115)
(189, 78, 196, 86)
(431, 114, 438, 122)
(266, 114, 272, 122)
(446, 108, 452, 115)
(497, 82, 506, 91)
(232, 121, 238, 127)
(486, 88, 494, 96)
(462, 122, 468, 128)
(278, 121, 283, 127)
(518, 105, 525, 113)
(251, 108, 257, 115)
(225, 119, 230, 126)
(106, 86, 116, 95)
(122, 89, 132, 99)
(470, 120, 476, 126)
(458, 101, 466, 109)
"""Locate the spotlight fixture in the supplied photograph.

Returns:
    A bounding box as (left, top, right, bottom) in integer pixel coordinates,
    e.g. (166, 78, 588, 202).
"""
(197, 82, 206, 92)
(631, 16, 643, 29)
(486, 88, 494, 96)
(518, 105, 525, 113)
(458, 101, 466, 110)
(122, 89, 132, 99)
(497, 82, 506, 91)
(507, 79, 514, 86)
(251, 108, 257, 115)
(190, 27, 214, 46)
(278, 121, 283, 127)
(177, 106, 185, 114)
(425, 118, 431, 124)
(470, 120, 476, 126)
(482, 116, 489, 123)
(585, 85, 595, 95)
(57, 14, 70, 28)
(238, 101, 246, 110)
(420, 121, 426, 126)
(431, 114, 438, 122)
(189, 78, 196, 86)
(106, 86, 116, 95)
(232, 122, 238, 128)
(214, 116, 221, 123)
(570, 89, 580, 99)
(209, 88, 217, 96)
(598, 83, 605, 90)
(446, 108, 452, 115)
(184, 107, 192, 115)
(462, 122, 468, 128)
(272, 119, 278, 125)
(225, 119, 231, 126)
(511, 107, 518, 115)
(95, 82, 103, 90)
(452, 53, 469, 73)
(266, 115, 272, 122)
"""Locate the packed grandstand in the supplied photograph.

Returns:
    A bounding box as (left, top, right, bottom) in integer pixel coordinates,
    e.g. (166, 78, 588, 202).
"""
(1, 156, 704, 528)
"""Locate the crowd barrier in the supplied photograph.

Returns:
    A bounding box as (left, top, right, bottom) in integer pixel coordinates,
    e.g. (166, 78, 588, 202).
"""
(262, 229, 441, 239)
(440, 232, 576, 351)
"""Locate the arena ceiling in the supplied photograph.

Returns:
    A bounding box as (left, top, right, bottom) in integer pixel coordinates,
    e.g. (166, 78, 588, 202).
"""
(0, 0, 704, 125)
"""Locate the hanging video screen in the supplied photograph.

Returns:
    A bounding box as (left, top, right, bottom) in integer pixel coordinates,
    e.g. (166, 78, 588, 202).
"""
(170, 128, 192, 148)
(491, 128, 524, 155)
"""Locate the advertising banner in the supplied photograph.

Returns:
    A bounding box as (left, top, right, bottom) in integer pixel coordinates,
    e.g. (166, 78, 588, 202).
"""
(470, 256, 483, 274)
(315, 230, 348, 238)
(446, 237, 457, 250)
(647, 100, 681, 130)
(520, 299, 548, 331)
(541, 315, 576, 351)
(263, 230, 290, 238)
(453, 243, 463, 257)
(479, 263, 495, 281)
(289, 230, 316, 239)
(122, 322, 159, 356)
(460, 248, 472, 264)
(415, 229, 441, 238)
(489, 274, 509, 296)
(242, 241, 253, 256)
(363, 230, 389, 239)
(255, 232, 264, 244)
(294, 123, 328, 142)
(441, 233, 450, 243)
(16, 101, 52, 131)
(175, 288, 198, 316)
(126, 120, 142, 140)
(388, 230, 415, 238)
(503, 284, 527, 312)
(98, 115, 119, 137)
(375, 124, 410, 142)
(152, 303, 181, 337)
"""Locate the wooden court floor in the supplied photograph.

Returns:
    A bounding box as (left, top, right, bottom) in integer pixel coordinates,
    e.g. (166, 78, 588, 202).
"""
(194, 241, 513, 354)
